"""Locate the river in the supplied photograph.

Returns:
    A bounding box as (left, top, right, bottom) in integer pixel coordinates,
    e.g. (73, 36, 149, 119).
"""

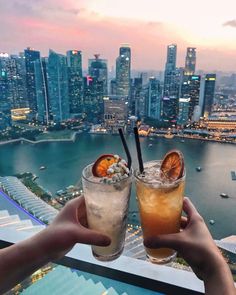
(0, 133, 236, 239)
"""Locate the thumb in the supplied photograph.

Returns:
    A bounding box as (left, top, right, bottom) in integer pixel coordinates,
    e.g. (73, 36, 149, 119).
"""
(144, 233, 182, 251)
(75, 227, 111, 247)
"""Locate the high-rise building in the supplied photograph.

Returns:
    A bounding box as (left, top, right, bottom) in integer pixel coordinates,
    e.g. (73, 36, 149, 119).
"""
(184, 48, 196, 75)
(116, 45, 131, 97)
(177, 98, 190, 126)
(181, 75, 201, 120)
(34, 57, 49, 124)
(0, 54, 11, 129)
(110, 79, 117, 95)
(47, 50, 70, 123)
(83, 55, 108, 122)
(24, 47, 40, 116)
(163, 44, 180, 124)
(130, 77, 142, 116)
(83, 75, 104, 123)
(146, 77, 161, 120)
(10, 54, 27, 109)
(67, 50, 83, 115)
(202, 74, 216, 118)
(88, 54, 108, 95)
(104, 97, 128, 133)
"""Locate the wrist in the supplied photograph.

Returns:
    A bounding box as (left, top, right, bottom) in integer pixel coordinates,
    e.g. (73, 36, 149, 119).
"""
(28, 228, 55, 262)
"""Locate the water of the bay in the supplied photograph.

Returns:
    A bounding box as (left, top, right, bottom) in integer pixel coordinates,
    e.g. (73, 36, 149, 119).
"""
(0, 133, 236, 239)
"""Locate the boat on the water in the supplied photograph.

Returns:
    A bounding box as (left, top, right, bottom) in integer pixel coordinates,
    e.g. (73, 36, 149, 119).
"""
(196, 167, 202, 172)
(220, 193, 229, 199)
(39, 166, 46, 170)
(209, 219, 215, 225)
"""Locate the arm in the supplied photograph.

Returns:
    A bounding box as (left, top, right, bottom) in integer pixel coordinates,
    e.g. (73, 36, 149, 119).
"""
(144, 197, 236, 295)
(0, 197, 110, 294)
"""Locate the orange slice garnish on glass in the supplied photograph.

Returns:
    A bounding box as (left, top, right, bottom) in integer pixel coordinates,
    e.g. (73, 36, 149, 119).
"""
(160, 150, 184, 180)
(92, 154, 118, 177)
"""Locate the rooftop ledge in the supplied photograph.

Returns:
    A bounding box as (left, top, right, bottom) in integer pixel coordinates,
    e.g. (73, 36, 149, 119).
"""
(0, 228, 206, 295)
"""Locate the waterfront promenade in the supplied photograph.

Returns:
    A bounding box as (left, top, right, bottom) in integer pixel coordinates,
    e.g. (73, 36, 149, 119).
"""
(0, 131, 79, 146)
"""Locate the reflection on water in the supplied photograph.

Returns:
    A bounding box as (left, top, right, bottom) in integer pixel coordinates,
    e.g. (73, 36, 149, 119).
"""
(0, 134, 236, 239)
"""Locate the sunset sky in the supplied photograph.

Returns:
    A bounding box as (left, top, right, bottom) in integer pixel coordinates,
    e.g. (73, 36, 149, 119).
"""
(1, 0, 236, 71)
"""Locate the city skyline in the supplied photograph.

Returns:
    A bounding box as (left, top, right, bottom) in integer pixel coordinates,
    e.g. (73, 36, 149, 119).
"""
(1, 0, 236, 71)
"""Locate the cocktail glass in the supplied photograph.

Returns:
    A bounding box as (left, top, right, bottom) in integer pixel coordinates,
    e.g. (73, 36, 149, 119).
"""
(135, 160, 185, 264)
(82, 164, 132, 261)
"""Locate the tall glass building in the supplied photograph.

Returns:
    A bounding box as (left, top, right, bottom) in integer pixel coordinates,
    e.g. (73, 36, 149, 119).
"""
(130, 77, 142, 117)
(184, 47, 196, 75)
(202, 74, 216, 118)
(0, 54, 11, 129)
(67, 50, 83, 115)
(34, 58, 49, 124)
(162, 44, 180, 124)
(24, 48, 40, 117)
(47, 50, 70, 123)
(181, 75, 201, 120)
(146, 77, 161, 120)
(116, 45, 131, 97)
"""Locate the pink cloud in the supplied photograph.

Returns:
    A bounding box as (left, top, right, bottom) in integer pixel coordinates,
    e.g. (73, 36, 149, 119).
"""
(0, 2, 235, 71)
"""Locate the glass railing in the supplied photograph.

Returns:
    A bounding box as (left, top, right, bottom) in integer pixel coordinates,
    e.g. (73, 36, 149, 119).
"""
(0, 228, 204, 295)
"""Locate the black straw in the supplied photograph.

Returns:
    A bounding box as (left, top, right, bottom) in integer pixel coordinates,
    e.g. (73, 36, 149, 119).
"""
(133, 127, 144, 173)
(118, 128, 132, 170)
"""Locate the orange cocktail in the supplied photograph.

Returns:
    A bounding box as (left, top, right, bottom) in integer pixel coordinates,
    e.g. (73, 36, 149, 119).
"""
(135, 154, 185, 264)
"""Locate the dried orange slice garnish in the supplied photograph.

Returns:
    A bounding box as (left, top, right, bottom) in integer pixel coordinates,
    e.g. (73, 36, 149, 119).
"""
(92, 154, 119, 177)
(160, 150, 184, 180)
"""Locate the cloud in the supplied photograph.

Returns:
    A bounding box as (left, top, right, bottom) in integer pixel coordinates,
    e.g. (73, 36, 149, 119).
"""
(0, 1, 236, 71)
(223, 19, 236, 28)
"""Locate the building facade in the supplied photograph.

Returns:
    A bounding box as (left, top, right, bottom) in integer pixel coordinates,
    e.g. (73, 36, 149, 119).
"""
(163, 44, 180, 124)
(116, 45, 131, 97)
(147, 77, 161, 120)
(181, 75, 201, 120)
(34, 58, 49, 124)
(47, 50, 70, 123)
(24, 48, 40, 117)
(67, 50, 83, 115)
(184, 47, 196, 75)
(202, 74, 216, 118)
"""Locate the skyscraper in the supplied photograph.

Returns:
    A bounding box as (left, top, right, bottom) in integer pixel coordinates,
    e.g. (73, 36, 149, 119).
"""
(34, 57, 49, 124)
(130, 77, 142, 116)
(83, 54, 108, 122)
(116, 45, 131, 97)
(177, 98, 190, 126)
(24, 47, 40, 116)
(47, 50, 69, 123)
(184, 48, 196, 75)
(10, 54, 27, 109)
(67, 50, 83, 115)
(146, 77, 161, 120)
(0, 53, 11, 129)
(202, 74, 216, 118)
(88, 54, 108, 95)
(162, 44, 180, 124)
(181, 75, 201, 120)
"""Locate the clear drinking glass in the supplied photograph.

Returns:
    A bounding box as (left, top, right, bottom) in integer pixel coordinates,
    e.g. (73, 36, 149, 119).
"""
(135, 160, 185, 264)
(82, 163, 132, 261)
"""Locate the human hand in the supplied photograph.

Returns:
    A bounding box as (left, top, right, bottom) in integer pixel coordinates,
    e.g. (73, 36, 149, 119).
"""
(33, 196, 111, 261)
(144, 197, 227, 281)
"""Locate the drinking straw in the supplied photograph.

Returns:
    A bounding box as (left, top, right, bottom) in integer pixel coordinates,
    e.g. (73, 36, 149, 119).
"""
(133, 127, 144, 173)
(118, 128, 132, 170)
